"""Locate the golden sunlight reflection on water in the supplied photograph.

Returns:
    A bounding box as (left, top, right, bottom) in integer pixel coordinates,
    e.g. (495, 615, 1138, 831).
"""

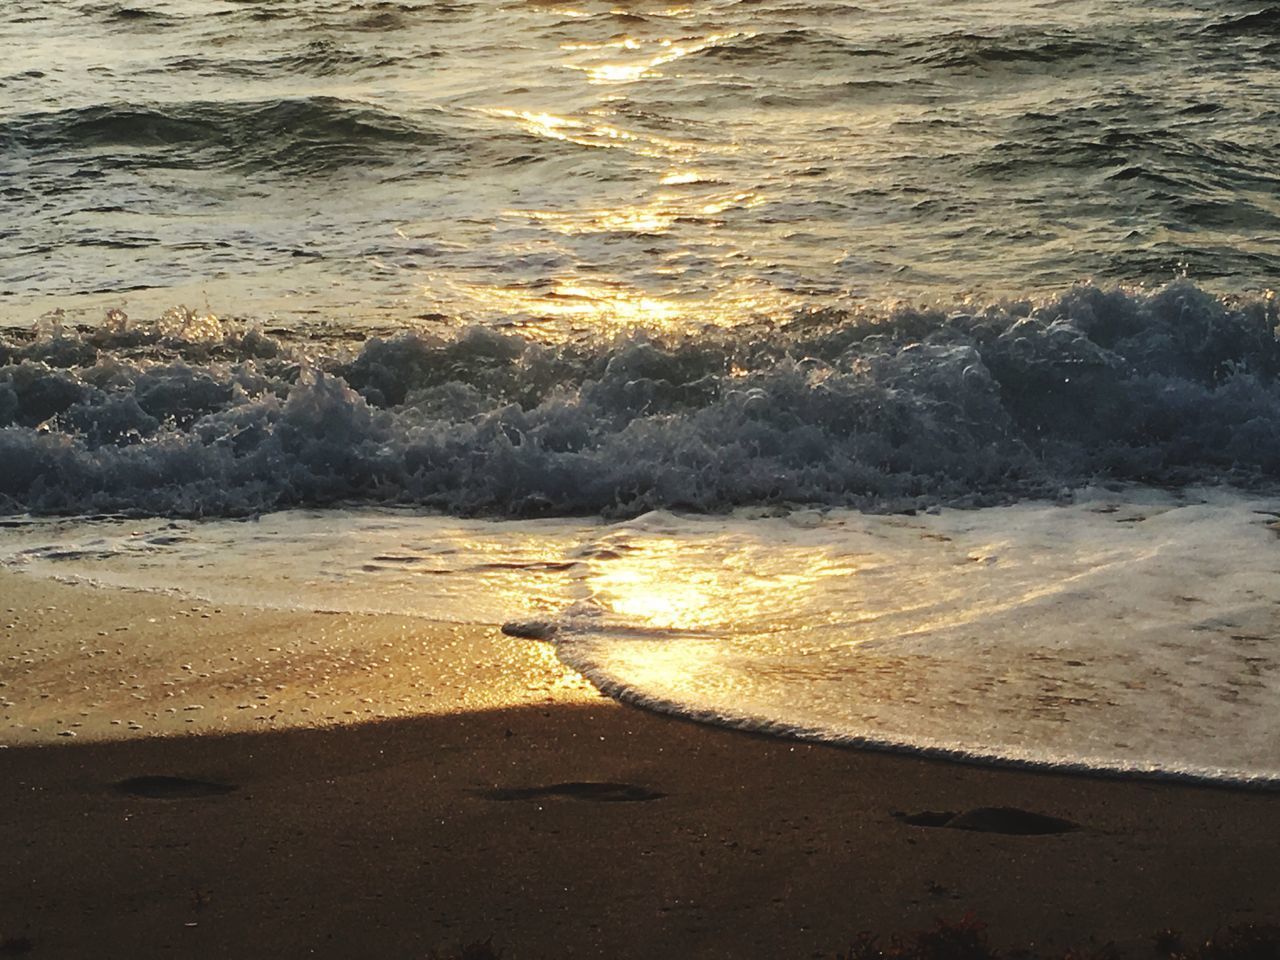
(513, 188, 762, 235)
(569, 513, 1139, 657)
(563, 31, 748, 85)
(443, 18, 810, 334)
(478, 107, 691, 158)
(580, 535, 872, 633)
(451, 278, 681, 331)
(436, 274, 800, 335)
(549, 494, 1280, 783)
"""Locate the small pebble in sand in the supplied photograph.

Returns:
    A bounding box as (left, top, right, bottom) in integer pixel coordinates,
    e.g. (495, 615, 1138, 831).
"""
(58, 730, 75, 737)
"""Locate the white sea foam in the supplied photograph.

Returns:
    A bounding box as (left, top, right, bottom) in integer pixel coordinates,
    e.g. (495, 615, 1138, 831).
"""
(3, 486, 1277, 786)
(2, 283, 1279, 518)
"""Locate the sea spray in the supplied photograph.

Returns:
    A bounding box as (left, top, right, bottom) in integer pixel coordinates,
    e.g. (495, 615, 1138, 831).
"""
(1, 283, 1277, 518)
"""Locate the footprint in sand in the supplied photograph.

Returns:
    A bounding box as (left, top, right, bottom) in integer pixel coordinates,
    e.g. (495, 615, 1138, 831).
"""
(114, 776, 237, 799)
(893, 807, 1078, 835)
(479, 781, 665, 803)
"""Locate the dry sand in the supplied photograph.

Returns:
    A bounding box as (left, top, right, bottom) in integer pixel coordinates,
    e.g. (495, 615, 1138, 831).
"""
(1, 570, 1278, 958)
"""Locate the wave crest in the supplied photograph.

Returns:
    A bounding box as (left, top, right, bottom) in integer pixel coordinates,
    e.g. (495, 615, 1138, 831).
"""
(1, 282, 1278, 517)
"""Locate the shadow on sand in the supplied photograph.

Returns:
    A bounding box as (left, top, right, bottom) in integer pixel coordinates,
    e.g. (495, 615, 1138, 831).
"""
(2, 702, 1277, 958)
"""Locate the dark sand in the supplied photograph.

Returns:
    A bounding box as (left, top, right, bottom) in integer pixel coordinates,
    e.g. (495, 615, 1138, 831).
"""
(1, 574, 1278, 958)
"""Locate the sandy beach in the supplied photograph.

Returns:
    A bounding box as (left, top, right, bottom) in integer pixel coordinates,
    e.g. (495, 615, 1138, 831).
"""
(2, 569, 1278, 959)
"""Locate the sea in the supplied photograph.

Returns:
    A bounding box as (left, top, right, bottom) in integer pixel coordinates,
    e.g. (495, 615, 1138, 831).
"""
(1, 0, 1279, 784)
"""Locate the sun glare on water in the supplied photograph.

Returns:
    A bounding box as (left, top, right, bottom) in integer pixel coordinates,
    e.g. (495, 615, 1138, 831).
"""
(562, 32, 748, 84)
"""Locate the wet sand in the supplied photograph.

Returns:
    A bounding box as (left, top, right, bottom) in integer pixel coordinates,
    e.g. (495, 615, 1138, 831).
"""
(1, 571, 1278, 958)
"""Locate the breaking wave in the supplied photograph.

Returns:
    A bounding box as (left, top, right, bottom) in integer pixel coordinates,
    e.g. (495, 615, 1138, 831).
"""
(1, 281, 1278, 518)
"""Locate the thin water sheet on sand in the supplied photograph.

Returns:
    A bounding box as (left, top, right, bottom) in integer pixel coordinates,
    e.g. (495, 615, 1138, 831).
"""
(1, 487, 1277, 784)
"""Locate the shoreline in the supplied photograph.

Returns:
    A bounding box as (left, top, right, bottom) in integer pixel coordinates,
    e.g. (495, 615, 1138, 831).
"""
(3, 571, 1279, 958)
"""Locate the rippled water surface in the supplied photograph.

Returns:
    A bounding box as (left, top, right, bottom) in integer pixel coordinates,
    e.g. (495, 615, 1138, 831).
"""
(3, 0, 1279, 329)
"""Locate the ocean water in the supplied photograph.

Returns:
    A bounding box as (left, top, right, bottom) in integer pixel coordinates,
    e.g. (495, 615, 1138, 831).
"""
(2, 0, 1279, 782)
(3, 0, 1279, 325)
